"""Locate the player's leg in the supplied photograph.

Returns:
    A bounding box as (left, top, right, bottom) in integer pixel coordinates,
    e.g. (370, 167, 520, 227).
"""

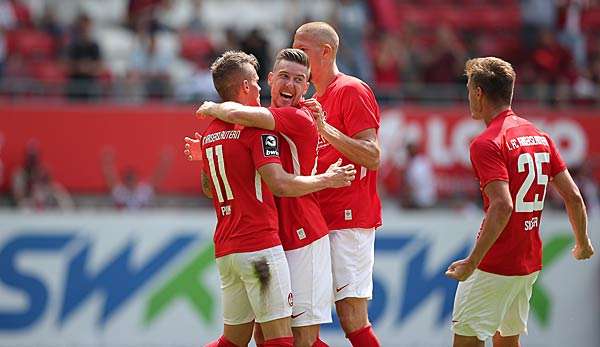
(208, 254, 256, 347)
(494, 271, 539, 347)
(286, 235, 333, 347)
(452, 334, 485, 347)
(492, 332, 520, 347)
(451, 270, 522, 347)
(330, 228, 380, 347)
(240, 245, 294, 345)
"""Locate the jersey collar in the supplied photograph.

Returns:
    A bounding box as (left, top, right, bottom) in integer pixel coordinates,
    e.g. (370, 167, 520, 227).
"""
(488, 108, 514, 127)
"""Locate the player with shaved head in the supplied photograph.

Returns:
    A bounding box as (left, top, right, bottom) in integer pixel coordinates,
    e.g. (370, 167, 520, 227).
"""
(196, 48, 342, 347)
(191, 51, 356, 347)
(293, 22, 382, 347)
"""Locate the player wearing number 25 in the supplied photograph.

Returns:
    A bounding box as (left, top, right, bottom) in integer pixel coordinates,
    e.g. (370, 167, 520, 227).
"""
(445, 57, 595, 347)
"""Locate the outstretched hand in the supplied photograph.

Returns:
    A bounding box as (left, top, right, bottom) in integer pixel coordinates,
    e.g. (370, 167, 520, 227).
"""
(445, 258, 476, 282)
(183, 132, 203, 161)
(325, 158, 356, 188)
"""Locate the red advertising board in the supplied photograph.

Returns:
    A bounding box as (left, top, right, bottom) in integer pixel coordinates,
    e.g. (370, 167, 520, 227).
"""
(1, 103, 599, 195)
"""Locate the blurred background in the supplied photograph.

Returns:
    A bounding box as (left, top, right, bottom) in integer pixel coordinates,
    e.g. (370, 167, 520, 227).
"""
(0, 0, 599, 346)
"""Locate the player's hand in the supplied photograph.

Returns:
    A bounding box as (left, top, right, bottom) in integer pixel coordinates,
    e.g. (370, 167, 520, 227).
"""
(301, 98, 326, 130)
(325, 158, 356, 188)
(183, 132, 203, 161)
(195, 101, 215, 120)
(572, 238, 595, 260)
(445, 258, 476, 281)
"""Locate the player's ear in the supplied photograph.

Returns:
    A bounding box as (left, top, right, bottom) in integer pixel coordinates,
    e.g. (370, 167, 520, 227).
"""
(242, 79, 250, 94)
(267, 71, 273, 86)
(322, 44, 332, 59)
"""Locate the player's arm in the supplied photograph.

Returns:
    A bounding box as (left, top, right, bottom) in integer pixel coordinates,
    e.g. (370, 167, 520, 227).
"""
(196, 101, 275, 130)
(446, 180, 513, 281)
(303, 99, 380, 170)
(200, 171, 213, 199)
(258, 159, 356, 197)
(550, 169, 594, 260)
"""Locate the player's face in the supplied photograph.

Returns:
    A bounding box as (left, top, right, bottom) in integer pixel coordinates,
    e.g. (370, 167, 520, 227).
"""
(246, 69, 261, 106)
(268, 60, 309, 108)
(293, 33, 322, 78)
(467, 79, 482, 120)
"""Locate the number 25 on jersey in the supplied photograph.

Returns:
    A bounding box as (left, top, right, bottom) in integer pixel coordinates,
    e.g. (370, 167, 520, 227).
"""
(515, 152, 550, 213)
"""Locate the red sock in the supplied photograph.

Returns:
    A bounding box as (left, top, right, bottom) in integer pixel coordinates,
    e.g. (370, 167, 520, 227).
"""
(346, 325, 380, 347)
(263, 336, 294, 347)
(256, 344, 265, 347)
(204, 335, 238, 347)
(312, 337, 329, 347)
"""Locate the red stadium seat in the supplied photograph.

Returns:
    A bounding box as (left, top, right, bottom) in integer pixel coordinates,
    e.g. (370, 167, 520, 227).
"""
(32, 61, 67, 84)
(179, 32, 214, 64)
(7, 29, 56, 59)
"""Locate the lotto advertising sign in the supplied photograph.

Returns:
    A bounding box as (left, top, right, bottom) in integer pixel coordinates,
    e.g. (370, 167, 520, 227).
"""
(0, 210, 598, 347)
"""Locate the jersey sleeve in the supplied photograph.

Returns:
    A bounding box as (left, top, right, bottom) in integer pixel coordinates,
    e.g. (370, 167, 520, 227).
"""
(546, 135, 568, 177)
(470, 138, 509, 188)
(270, 107, 314, 139)
(246, 129, 282, 169)
(340, 85, 380, 137)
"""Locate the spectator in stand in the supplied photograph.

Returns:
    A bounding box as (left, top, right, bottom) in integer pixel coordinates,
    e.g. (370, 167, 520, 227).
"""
(38, 3, 63, 47)
(372, 31, 402, 93)
(331, 0, 373, 83)
(185, 0, 205, 33)
(240, 28, 270, 80)
(66, 13, 103, 100)
(126, 0, 169, 33)
(531, 28, 575, 105)
(11, 141, 73, 211)
(219, 27, 241, 52)
(520, 0, 557, 52)
(422, 25, 466, 85)
(402, 142, 437, 209)
(556, 0, 594, 70)
(127, 32, 173, 99)
(101, 147, 173, 210)
(0, 133, 4, 188)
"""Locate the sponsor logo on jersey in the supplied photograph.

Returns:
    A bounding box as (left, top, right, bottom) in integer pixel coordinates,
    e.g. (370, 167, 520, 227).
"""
(262, 134, 279, 157)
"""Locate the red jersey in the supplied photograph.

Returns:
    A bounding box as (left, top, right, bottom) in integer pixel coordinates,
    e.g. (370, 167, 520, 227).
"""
(269, 106, 329, 250)
(201, 119, 282, 258)
(470, 109, 567, 276)
(315, 73, 382, 230)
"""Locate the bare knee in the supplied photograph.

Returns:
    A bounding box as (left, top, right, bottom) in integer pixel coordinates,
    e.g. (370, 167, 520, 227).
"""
(260, 317, 292, 340)
(453, 334, 484, 347)
(292, 325, 320, 347)
(335, 298, 369, 334)
(493, 331, 520, 347)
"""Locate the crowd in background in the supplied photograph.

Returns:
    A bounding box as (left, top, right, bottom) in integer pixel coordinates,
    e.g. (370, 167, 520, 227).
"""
(0, 0, 599, 105)
(2, 0, 600, 211)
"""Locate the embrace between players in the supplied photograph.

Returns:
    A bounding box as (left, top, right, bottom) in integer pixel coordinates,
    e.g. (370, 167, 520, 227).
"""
(184, 22, 594, 347)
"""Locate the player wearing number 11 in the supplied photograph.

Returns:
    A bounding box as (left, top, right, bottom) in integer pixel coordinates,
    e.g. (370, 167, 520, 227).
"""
(445, 57, 594, 347)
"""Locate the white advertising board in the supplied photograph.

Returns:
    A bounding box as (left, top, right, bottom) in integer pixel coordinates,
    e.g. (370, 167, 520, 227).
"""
(0, 209, 597, 346)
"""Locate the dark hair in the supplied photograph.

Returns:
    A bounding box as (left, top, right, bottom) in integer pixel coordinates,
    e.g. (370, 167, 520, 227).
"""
(273, 48, 310, 71)
(465, 57, 516, 105)
(210, 51, 259, 101)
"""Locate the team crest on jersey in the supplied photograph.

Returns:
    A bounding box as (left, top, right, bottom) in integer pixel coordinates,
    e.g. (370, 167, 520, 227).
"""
(261, 134, 279, 157)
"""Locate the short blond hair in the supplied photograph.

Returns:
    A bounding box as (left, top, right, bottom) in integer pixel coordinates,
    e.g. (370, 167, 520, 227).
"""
(465, 57, 516, 105)
(210, 51, 259, 101)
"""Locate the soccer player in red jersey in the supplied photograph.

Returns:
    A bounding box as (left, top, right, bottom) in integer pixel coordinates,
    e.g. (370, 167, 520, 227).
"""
(292, 22, 382, 347)
(197, 48, 335, 347)
(194, 51, 355, 347)
(445, 57, 595, 347)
